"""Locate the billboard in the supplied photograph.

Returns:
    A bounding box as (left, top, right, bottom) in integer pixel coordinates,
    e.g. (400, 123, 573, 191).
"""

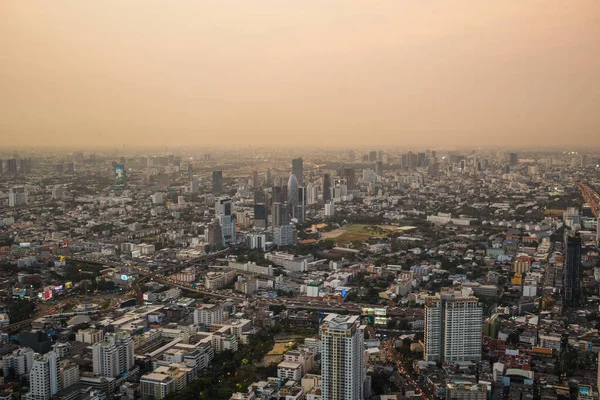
(115, 164, 126, 186)
(65, 281, 73, 289)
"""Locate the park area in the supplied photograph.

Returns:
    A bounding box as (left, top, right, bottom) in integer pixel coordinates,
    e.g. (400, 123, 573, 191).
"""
(321, 224, 416, 243)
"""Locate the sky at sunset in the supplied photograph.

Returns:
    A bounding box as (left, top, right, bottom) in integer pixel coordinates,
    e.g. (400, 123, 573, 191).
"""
(1, 1, 599, 149)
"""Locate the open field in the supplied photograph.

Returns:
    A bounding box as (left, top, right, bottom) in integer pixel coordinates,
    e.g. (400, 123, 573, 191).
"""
(322, 224, 416, 242)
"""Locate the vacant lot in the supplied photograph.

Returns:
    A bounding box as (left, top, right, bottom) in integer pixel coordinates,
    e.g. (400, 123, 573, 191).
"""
(322, 224, 395, 242)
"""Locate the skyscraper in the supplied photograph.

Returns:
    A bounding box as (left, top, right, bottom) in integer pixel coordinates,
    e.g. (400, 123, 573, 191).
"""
(509, 152, 518, 167)
(188, 163, 193, 183)
(321, 314, 365, 400)
(212, 170, 223, 195)
(292, 158, 303, 186)
(92, 332, 134, 378)
(424, 295, 482, 363)
(322, 174, 331, 202)
(24, 351, 59, 400)
(253, 203, 267, 228)
(375, 161, 383, 177)
(9, 186, 28, 207)
(115, 164, 126, 186)
(296, 187, 306, 223)
(271, 202, 285, 228)
(264, 168, 272, 186)
(564, 234, 582, 307)
(343, 168, 356, 190)
(215, 197, 236, 246)
(368, 151, 377, 162)
(7, 159, 17, 174)
(287, 174, 299, 220)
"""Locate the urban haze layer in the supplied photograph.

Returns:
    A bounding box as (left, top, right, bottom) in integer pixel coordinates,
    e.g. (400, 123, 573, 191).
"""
(0, 148, 599, 400)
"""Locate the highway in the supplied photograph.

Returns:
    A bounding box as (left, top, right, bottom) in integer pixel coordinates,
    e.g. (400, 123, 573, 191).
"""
(577, 182, 600, 217)
(66, 251, 423, 319)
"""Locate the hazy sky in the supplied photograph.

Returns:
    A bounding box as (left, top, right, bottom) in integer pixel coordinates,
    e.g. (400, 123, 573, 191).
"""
(1, 1, 599, 149)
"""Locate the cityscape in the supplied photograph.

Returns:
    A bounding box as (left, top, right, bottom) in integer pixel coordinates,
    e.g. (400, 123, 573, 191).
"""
(2, 1, 600, 400)
(0, 148, 598, 400)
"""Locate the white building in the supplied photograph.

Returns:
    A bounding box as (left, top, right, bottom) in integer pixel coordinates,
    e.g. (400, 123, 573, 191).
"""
(92, 332, 134, 378)
(75, 328, 103, 344)
(193, 304, 224, 328)
(9, 186, 28, 207)
(23, 352, 59, 400)
(320, 314, 365, 400)
(424, 295, 482, 363)
(247, 233, 267, 250)
(3, 347, 34, 379)
(273, 225, 295, 246)
(140, 373, 175, 400)
(151, 192, 164, 204)
(324, 203, 335, 217)
(277, 361, 302, 382)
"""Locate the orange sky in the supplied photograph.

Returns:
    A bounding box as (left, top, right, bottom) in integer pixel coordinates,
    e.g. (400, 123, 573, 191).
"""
(1, 1, 599, 148)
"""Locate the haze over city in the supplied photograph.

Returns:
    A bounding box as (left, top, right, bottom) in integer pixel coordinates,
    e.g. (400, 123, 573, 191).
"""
(2, 0, 600, 148)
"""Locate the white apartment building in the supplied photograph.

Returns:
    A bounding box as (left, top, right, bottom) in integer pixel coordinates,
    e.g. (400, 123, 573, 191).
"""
(9, 186, 28, 207)
(140, 373, 175, 400)
(23, 352, 59, 400)
(193, 303, 224, 328)
(3, 347, 34, 379)
(75, 328, 103, 344)
(92, 332, 134, 378)
(320, 314, 365, 400)
(424, 295, 483, 363)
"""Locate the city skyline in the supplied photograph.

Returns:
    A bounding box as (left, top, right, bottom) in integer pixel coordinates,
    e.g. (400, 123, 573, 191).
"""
(2, 1, 600, 148)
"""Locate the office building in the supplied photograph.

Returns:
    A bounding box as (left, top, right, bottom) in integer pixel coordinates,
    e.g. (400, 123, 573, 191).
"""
(7, 159, 17, 174)
(252, 170, 260, 188)
(92, 332, 134, 378)
(273, 224, 295, 246)
(509, 152, 518, 167)
(320, 314, 365, 400)
(306, 183, 318, 205)
(322, 174, 331, 202)
(292, 158, 303, 186)
(23, 351, 59, 400)
(296, 187, 306, 223)
(115, 163, 126, 186)
(212, 170, 223, 195)
(206, 220, 223, 251)
(9, 186, 28, 207)
(325, 202, 335, 217)
(60, 360, 80, 390)
(564, 234, 582, 307)
(215, 197, 236, 246)
(287, 174, 299, 220)
(368, 151, 377, 162)
(0, 159, 2, 174)
(375, 161, 383, 177)
(253, 203, 267, 228)
(424, 295, 482, 363)
(271, 202, 287, 228)
(264, 168, 272, 186)
(193, 304, 224, 328)
(187, 164, 193, 183)
(343, 168, 356, 190)
(67, 162, 75, 174)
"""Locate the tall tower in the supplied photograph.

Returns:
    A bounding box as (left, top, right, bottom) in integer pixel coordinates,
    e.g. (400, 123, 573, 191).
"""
(343, 168, 356, 190)
(215, 197, 236, 246)
(321, 314, 365, 400)
(564, 234, 582, 307)
(322, 173, 331, 202)
(509, 152, 518, 167)
(287, 174, 299, 220)
(187, 164, 193, 183)
(25, 351, 60, 400)
(212, 170, 223, 195)
(292, 158, 303, 186)
(424, 295, 482, 363)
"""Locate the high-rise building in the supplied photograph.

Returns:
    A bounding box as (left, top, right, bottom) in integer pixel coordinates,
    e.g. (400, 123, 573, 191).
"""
(51, 186, 65, 201)
(321, 314, 365, 400)
(509, 152, 518, 167)
(596, 217, 600, 247)
(7, 159, 17, 174)
(3, 347, 34, 379)
(0, 160, 3, 174)
(374, 161, 383, 177)
(115, 164, 126, 186)
(9, 186, 28, 207)
(206, 220, 223, 251)
(253, 203, 268, 228)
(92, 332, 134, 378)
(424, 295, 482, 363)
(368, 151, 377, 162)
(187, 164, 193, 183)
(67, 162, 75, 174)
(265, 168, 272, 186)
(417, 152, 426, 167)
(343, 168, 356, 190)
(288, 174, 299, 220)
(292, 158, 303, 186)
(252, 170, 260, 188)
(322, 174, 331, 202)
(215, 197, 236, 246)
(296, 187, 306, 223)
(306, 183, 318, 205)
(564, 234, 582, 307)
(24, 351, 59, 400)
(271, 202, 286, 227)
(212, 170, 223, 195)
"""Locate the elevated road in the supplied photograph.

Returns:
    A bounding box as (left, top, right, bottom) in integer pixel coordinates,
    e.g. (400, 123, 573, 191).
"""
(577, 183, 600, 217)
